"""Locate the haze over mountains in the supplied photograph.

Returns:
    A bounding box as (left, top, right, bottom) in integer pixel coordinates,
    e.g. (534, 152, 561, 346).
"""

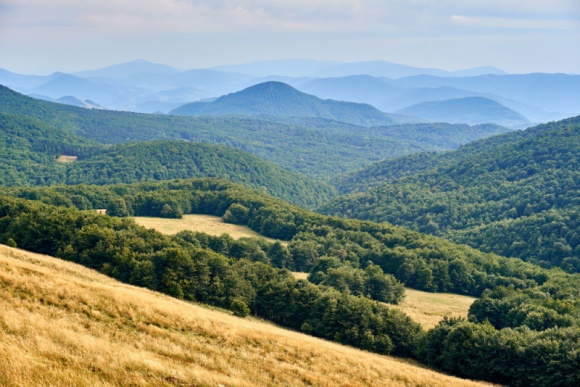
(397, 97, 530, 127)
(2, 59, 579, 127)
(170, 81, 412, 127)
(1, 84, 515, 179)
(2, 54, 580, 386)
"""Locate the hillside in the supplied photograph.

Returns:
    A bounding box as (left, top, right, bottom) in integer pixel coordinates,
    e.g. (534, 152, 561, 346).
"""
(66, 141, 335, 209)
(0, 112, 98, 186)
(321, 116, 580, 272)
(0, 111, 333, 208)
(0, 244, 488, 387)
(170, 81, 404, 127)
(2, 180, 580, 386)
(397, 97, 530, 127)
(0, 84, 509, 179)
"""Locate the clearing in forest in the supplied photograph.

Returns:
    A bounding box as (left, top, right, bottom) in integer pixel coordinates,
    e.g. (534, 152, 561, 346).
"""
(389, 288, 476, 329)
(290, 272, 475, 329)
(132, 214, 286, 244)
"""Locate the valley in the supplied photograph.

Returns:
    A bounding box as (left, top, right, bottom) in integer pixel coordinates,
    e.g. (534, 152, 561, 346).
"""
(0, 56, 579, 387)
(137, 215, 475, 329)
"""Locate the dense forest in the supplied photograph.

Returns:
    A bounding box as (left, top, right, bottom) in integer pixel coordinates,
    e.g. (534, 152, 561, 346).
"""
(0, 84, 510, 179)
(0, 179, 555, 297)
(321, 116, 580, 272)
(1, 179, 579, 386)
(0, 111, 335, 208)
(3, 80, 580, 385)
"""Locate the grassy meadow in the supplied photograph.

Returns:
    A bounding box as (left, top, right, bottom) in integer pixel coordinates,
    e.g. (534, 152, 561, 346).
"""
(133, 215, 476, 330)
(0, 244, 493, 386)
(290, 272, 475, 329)
(132, 214, 286, 244)
(389, 289, 476, 329)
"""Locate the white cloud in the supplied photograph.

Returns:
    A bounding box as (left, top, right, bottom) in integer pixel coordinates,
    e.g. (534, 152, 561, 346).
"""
(0, 0, 578, 73)
(3, 0, 579, 36)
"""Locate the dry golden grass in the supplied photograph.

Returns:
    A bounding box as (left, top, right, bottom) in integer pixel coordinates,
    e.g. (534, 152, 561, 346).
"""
(290, 273, 476, 330)
(0, 244, 492, 387)
(56, 155, 77, 163)
(133, 214, 287, 245)
(292, 272, 309, 281)
(389, 289, 476, 329)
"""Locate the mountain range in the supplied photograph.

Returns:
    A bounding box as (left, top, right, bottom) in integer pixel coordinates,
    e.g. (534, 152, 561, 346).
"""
(170, 81, 411, 127)
(3, 57, 580, 387)
(0, 84, 510, 180)
(1, 59, 578, 126)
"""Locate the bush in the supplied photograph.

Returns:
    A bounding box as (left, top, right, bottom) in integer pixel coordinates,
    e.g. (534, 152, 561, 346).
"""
(230, 298, 250, 317)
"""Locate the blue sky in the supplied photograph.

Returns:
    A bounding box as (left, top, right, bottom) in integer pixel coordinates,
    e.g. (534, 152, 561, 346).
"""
(1, 0, 579, 74)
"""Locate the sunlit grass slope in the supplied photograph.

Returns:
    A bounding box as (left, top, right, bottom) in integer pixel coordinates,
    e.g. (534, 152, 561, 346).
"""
(132, 214, 286, 244)
(0, 244, 491, 386)
(389, 289, 476, 329)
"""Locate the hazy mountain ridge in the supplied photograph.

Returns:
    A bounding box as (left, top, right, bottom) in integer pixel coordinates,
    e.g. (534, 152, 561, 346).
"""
(170, 81, 408, 127)
(2, 59, 576, 126)
(397, 97, 530, 128)
(0, 83, 514, 180)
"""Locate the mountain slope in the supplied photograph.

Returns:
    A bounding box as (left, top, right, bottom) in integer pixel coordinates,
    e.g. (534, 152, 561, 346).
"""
(170, 81, 403, 127)
(0, 244, 488, 387)
(0, 112, 98, 186)
(320, 116, 580, 271)
(0, 111, 333, 208)
(1, 84, 507, 180)
(397, 97, 530, 127)
(393, 73, 580, 119)
(67, 141, 336, 208)
(3, 178, 580, 386)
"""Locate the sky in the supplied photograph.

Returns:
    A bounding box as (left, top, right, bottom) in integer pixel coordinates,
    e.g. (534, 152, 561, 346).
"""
(0, 0, 579, 74)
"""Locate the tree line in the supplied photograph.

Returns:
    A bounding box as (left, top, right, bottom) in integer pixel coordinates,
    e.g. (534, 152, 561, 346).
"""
(321, 116, 580, 272)
(1, 179, 580, 385)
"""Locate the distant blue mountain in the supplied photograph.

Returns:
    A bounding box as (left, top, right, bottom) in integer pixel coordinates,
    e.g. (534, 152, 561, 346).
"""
(30, 73, 130, 108)
(312, 60, 506, 78)
(393, 73, 580, 118)
(170, 81, 408, 126)
(212, 59, 341, 77)
(397, 97, 530, 127)
(298, 75, 404, 107)
(2, 59, 574, 123)
(75, 59, 181, 78)
(29, 94, 103, 109)
(0, 68, 56, 90)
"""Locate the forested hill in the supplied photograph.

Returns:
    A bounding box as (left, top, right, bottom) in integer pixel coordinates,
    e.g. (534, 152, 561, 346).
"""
(67, 141, 336, 208)
(2, 178, 580, 386)
(397, 97, 530, 128)
(0, 111, 334, 208)
(0, 84, 511, 179)
(170, 81, 403, 127)
(0, 112, 99, 185)
(321, 115, 580, 272)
